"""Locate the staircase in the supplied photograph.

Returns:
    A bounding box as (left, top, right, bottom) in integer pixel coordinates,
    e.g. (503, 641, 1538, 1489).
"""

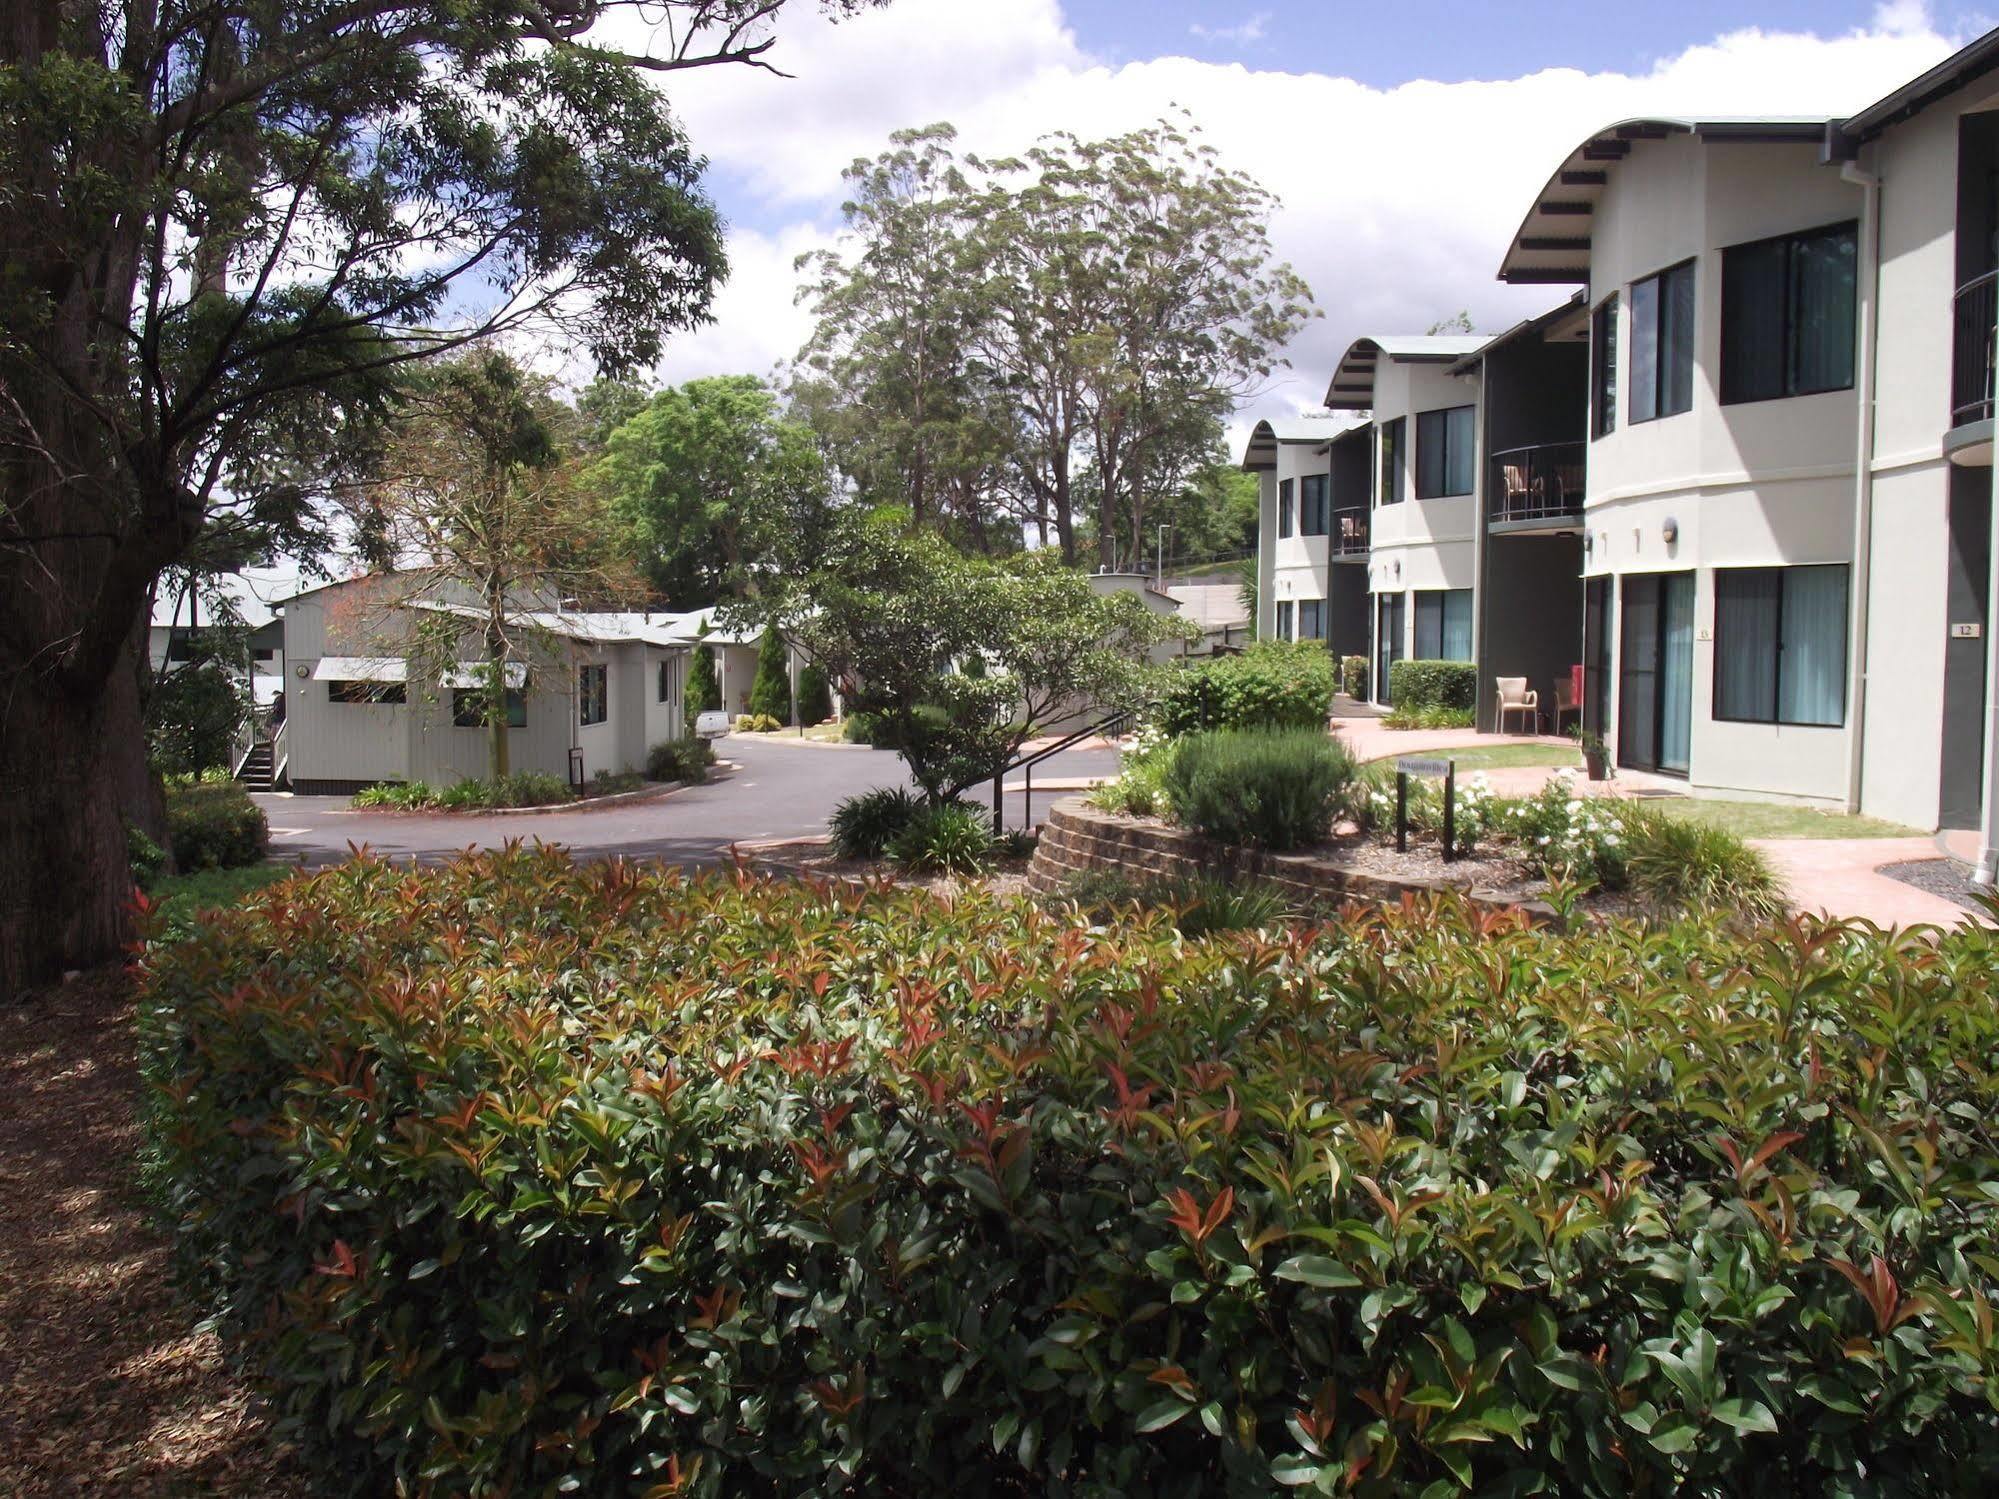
(236, 739, 277, 791)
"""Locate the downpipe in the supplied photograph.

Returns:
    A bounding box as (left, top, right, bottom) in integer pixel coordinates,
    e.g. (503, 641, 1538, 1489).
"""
(1841, 156, 1880, 816)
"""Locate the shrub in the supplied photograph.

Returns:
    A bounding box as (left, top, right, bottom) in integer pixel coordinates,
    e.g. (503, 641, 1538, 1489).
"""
(746, 629, 793, 725)
(886, 801, 995, 876)
(1387, 658, 1477, 714)
(1087, 723, 1175, 818)
(352, 780, 438, 810)
(591, 770, 645, 796)
(436, 777, 492, 810)
(828, 785, 921, 859)
(1339, 653, 1368, 700)
(1162, 728, 1354, 850)
(842, 710, 879, 744)
(128, 823, 167, 887)
(1158, 640, 1336, 736)
(646, 737, 714, 785)
(734, 712, 783, 734)
(1055, 870, 1292, 937)
(147, 660, 249, 776)
(1381, 703, 1476, 730)
(435, 772, 571, 810)
(1616, 801, 1787, 921)
(796, 663, 833, 727)
(687, 642, 721, 715)
(163, 776, 268, 870)
(142, 853, 1999, 1495)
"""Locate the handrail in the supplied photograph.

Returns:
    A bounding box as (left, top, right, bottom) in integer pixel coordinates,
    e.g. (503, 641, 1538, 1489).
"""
(990, 704, 1141, 832)
(1951, 269, 1997, 429)
(1488, 440, 1586, 525)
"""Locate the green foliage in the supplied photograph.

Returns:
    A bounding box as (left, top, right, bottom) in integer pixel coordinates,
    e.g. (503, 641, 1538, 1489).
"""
(1339, 654, 1368, 699)
(591, 770, 645, 796)
(646, 737, 715, 785)
(771, 509, 1179, 800)
(1387, 659, 1477, 714)
(1054, 870, 1292, 937)
(687, 644, 721, 715)
(143, 851, 1999, 1494)
(842, 711, 880, 744)
(352, 781, 439, 810)
(436, 772, 572, 810)
(139, 864, 294, 948)
(1382, 704, 1476, 730)
(128, 823, 168, 888)
(887, 802, 996, 875)
(828, 787, 922, 860)
(164, 777, 268, 871)
(734, 712, 783, 734)
(1162, 729, 1355, 851)
(1158, 640, 1336, 736)
(1086, 723, 1176, 818)
(796, 663, 834, 727)
(146, 661, 250, 776)
(1618, 801, 1786, 922)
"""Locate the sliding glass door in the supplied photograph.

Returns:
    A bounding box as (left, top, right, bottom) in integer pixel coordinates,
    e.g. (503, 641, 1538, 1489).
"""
(1375, 594, 1405, 706)
(1583, 577, 1613, 736)
(1618, 572, 1694, 774)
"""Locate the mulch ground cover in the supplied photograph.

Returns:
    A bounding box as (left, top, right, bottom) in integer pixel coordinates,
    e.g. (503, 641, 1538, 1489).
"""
(0, 967, 300, 1497)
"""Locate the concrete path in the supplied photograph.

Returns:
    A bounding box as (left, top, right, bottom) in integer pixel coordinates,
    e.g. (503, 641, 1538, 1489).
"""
(1751, 837, 1986, 930)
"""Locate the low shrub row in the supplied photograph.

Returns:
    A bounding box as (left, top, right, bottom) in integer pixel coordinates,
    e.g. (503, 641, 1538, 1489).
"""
(1158, 640, 1336, 736)
(142, 851, 1999, 1495)
(1381, 703, 1476, 730)
(164, 773, 268, 870)
(438, 771, 573, 809)
(828, 787, 1027, 876)
(735, 712, 784, 734)
(1052, 869, 1292, 937)
(646, 736, 715, 785)
(1161, 728, 1357, 851)
(1386, 658, 1476, 714)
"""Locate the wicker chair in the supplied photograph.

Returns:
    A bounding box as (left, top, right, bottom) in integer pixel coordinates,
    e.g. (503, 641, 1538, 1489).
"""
(1552, 677, 1582, 735)
(1495, 676, 1538, 735)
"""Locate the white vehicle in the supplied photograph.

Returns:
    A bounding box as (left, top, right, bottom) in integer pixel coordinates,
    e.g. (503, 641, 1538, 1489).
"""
(693, 710, 732, 740)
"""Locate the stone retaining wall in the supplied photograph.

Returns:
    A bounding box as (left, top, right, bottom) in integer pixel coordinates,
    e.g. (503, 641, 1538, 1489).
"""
(1029, 798, 1559, 927)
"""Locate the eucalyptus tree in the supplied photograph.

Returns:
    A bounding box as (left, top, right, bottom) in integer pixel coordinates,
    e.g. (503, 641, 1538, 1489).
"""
(0, 0, 887, 993)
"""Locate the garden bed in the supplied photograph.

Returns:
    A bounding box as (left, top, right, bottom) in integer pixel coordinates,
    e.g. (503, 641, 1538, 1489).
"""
(746, 834, 1035, 899)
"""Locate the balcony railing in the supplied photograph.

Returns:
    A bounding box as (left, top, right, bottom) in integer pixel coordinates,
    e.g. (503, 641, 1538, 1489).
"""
(1488, 442, 1585, 528)
(1328, 505, 1369, 558)
(1952, 269, 1997, 430)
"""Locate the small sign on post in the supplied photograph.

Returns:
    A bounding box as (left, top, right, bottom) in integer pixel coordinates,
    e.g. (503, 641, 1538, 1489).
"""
(1394, 756, 1459, 863)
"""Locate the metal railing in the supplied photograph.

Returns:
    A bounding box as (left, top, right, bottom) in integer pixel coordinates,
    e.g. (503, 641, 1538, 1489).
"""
(1488, 442, 1586, 526)
(1952, 269, 1997, 430)
(990, 705, 1138, 833)
(1328, 506, 1369, 557)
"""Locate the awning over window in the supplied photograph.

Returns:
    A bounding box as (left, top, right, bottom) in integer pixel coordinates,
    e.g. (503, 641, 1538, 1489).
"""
(311, 656, 407, 683)
(439, 662, 530, 689)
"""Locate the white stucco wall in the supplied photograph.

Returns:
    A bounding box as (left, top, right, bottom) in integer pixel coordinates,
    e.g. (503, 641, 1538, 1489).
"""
(1366, 358, 1480, 605)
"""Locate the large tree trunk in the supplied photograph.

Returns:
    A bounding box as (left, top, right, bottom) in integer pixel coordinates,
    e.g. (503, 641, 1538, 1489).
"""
(0, 622, 153, 996)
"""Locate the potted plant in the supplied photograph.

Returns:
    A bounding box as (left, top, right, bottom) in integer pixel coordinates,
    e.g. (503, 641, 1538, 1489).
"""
(1571, 727, 1612, 782)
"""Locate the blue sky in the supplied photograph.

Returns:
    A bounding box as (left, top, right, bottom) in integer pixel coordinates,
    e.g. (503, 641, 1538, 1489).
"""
(1063, 0, 1980, 78)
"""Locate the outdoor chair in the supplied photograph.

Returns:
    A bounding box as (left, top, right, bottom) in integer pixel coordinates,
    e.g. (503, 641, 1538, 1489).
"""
(1495, 676, 1538, 734)
(1500, 462, 1530, 521)
(1552, 677, 1581, 735)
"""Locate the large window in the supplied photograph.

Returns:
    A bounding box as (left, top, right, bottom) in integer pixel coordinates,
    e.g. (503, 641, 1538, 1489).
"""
(578, 663, 608, 726)
(1713, 565, 1849, 727)
(1630, 260, 1695, 423)
(1298, 598, 1325, 640)
(1275, 600, 1295, 640)
(452, 687, 527, 729)
(1414, 406, 1476, 499)
(1277, 478, 1294, 538)
(1413, 588, 1473, 661)
(1591, 294, 1619, 438)
(1722, 222, 1857, 405)
(1377, 418, 1405, 505)
(1299, 474, 1330, 536)
(328, 680, 405, 705)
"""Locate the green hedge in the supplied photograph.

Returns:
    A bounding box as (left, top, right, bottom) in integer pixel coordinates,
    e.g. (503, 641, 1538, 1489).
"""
(1339, 653, 1368, 699)
(1388, 658, 1476, 713)
(1161, 728, 1355, 850)
(143, 852, 1999, 1495)
(1158, 640, 1336, 736)
(646, 736, 715, 785)
(163, 775, 268, 870)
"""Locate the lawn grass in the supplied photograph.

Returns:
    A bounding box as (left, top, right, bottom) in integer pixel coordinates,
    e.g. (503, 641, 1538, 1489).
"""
(1647, 798, 1922, 841)
(147, 863, 296, 934)
(1418, 744, 1583, 772)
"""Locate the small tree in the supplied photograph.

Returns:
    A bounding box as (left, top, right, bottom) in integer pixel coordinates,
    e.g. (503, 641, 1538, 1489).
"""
(146, 662, 250, 778)
(768, 510, 1183, 801)
(688, 642, 722, 715)
(747, 627, 793, 725)
(796, 663, 834, 727)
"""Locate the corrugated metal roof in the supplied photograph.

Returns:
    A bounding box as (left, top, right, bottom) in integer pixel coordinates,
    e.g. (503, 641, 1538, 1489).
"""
(1238, 414, 1369, 471)
(1323, 334, 1492, 411)
(311, 656, 406, 683)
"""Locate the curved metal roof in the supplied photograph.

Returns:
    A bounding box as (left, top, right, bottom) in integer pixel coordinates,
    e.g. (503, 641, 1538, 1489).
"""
(1237, 415, 1368, 471)
(1323, 335, 1489, 412)
(1496, 116, 1832, 286)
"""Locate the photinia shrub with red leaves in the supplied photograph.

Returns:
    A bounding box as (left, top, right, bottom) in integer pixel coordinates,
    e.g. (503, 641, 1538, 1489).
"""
(140, 847, 1999, 1495)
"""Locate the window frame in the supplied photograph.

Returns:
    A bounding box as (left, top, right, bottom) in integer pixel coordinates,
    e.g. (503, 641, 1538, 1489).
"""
(1275, 599, 1295, 640)
(1377, 417, 1406, 506)
(328, 679, 406, 706)
(1413, 404, 1477, 500)
(1591, 293, 1619, 439)
(1277, 477, 1294, 538)
(1298, 473, 1330, 536)
(578, 662, 609, 727)
(1720, 219, 1859, 406)
(1297, 598, 1325, 641)
(657, 656, 676, 704)
(1412, 588, 1474, 662)
(1629, 258, 1696, 425)
(1710, 564, 1850, 728)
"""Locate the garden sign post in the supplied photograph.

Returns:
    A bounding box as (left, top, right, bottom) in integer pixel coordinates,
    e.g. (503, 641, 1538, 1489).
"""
(1395, 757, 1458, 863)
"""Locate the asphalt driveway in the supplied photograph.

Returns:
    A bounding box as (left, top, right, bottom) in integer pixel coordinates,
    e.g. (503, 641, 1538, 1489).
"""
(254, 733, 1121, 870)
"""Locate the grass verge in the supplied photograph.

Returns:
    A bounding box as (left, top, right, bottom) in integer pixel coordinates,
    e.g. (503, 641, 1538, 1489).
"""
(1648, 798, 1921, 841)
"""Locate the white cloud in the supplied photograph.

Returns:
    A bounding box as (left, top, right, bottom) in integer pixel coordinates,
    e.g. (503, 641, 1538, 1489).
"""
(1190, 11, 1271, 46)
(632, 1, 1966, 444)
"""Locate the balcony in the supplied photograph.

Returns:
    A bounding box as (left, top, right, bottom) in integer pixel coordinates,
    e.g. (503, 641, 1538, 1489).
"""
(1328, 506, 1369, 560)
(1948, 269, 1996, 465)
(1487, 442, 1585, 534)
